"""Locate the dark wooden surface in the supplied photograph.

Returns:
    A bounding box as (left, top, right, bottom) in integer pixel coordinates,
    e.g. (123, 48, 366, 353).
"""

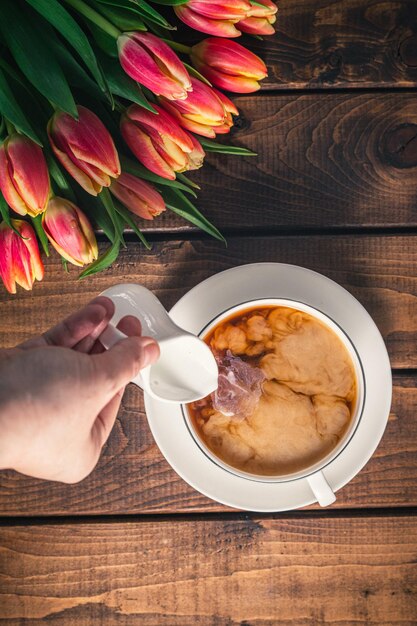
(0, 516, 416, 624)
(1, 1, 417, 623)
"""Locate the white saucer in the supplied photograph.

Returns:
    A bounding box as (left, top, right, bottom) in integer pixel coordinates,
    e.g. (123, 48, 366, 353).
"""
(144, 263, 392, 512)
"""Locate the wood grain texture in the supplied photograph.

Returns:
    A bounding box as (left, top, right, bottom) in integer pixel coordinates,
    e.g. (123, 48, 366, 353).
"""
(0, 516, 416, 624)
(1, 235, 417, 516)
(125, 93, 417, 233)
(1, 235, 416, 365)
(0, 373, 413, 516)
(257, 0, 417, 90)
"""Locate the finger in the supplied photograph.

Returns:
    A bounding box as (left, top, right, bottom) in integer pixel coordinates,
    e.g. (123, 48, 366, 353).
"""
(20, 297, 115, 350)
(91, 387, 125, 450)
(91, 335, 160, 398)
(90, 315, 142, 355)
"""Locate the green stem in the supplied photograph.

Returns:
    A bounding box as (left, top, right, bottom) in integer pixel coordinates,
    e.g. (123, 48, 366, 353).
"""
(63, 0, 121, 38)
(4, 119, 15, 135)
(161, 39, 191, 55)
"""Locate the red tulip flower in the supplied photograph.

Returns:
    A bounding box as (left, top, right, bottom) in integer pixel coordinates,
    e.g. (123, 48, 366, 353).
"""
(42, 197, 98, 267)
(191, 38, 268, 93)
(237, 0, 278, 35)
(159, 78, 234, 138)
(118, 32, 192, 100)
(0, 220, 44, 293)
(175, 0, 251, 37)
(121, 104, 205, 180)
(110, 173, 166, 221)
(0, 134, 49, 217)
(48, 106, 120, 196)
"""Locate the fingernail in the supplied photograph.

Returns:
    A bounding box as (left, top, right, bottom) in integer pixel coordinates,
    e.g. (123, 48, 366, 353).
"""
(141, 338, 160, 368)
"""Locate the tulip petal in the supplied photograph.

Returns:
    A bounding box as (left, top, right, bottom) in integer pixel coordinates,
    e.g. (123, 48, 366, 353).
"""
(48, 133, 102, 195)
(185, 0, 250, 20)
(42, 198, 97, 266)
(0, 143, 29, 216)
(185, 135, 205, 171)
(5, 136, 49, 217)
(0, 222, 17, 293)
(128, 32, 191, 93)
(160, 101, 217, 138)
(192, 61, 261, 93)
(16, 220, 45, 282)
(247, 0, 277, 17)
(174, 6, 242, 37)
(111, 173, 165, 220)
(237, 16, 276, 34)
(212, 88, 239, 115)
(126, 104, 194, 153)
(121, 119, 176, 180)
(192, 38, 267, 79)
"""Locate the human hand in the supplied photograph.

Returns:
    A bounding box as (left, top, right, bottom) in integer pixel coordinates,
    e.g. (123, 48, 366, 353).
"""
(0, 296, 159, 483)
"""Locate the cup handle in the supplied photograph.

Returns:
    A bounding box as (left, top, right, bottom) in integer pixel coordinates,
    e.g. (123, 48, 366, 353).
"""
(99, 324, 149, 392)
(306, 471, 336, 507)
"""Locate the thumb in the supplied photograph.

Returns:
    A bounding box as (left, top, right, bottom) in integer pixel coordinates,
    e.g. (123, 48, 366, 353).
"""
(91, 336, 160, 394)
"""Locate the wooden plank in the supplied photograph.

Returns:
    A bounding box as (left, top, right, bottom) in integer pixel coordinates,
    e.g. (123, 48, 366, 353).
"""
(0, 515, 416, 624)
(0, 234, 416, 366)
(0, 373, 414, 516)
(0, 235, 417, 515)
(125, 93, 417, 233)
(256, 0, 417, 90)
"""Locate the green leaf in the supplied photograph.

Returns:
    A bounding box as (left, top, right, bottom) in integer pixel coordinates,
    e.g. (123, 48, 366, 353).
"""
(100, 188, 125, 244)
(199, 138, 257, 156)
(98, 55, 156, 112)
(113, 201, 151, 249)
(48, 38, 103, 99)
(0, 68, 42, 145)
(121, 158, 197, 197)
(79, 239, 120, 278)
(31, 215, 50, 256)
(0, 192, 17, 232)
(163, 187, 225, 243)
(88, 21, 119, 57)
(151, 0, 188, 5)
(46, 153, 78, 203)
(0, 1, 77, 117)
(90, 0, 147, 31)
(183, 62, 212, 86)
(96, 0, 173, 28)
(75, 189, 114, 240)
(25, 0, 108, 95)
(176, 172, 201, 191)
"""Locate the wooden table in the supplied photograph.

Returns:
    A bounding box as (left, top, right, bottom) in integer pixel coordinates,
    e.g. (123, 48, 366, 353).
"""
(1, 2, 417, 624)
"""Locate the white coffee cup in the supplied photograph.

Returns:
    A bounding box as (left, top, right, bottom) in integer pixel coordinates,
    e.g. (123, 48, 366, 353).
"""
(183, 297, 365, 507)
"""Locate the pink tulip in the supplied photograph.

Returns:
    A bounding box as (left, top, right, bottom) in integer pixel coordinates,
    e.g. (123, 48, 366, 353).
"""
(121, 104, 205, 180)
(237, 0, 278, 35)
(159, 77, 234, 138)
(191, 38, 268, 93)
(42, 197, 98, 267)
(110, 173, 165, 221)
(48, 106, 120, 196)
(211, 88, 239, 133)
(0, 220, 44, 293)
(118, 32, 192, 100)
(0, 134, 50, 217)
(175, 0, 251, 37)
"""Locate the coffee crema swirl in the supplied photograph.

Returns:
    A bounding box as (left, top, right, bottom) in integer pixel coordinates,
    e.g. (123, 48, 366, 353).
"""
(187, 306, 357, 476)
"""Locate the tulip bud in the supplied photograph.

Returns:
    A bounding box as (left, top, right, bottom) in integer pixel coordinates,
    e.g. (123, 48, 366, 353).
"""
(42, 197, 98, 267)
(110, 173, 166, 221)
(159, 78, 233, 138)
(118, 32, 192, 100)
(0, 134, 50, 217)
(0, 220, 44, 293)
(237, 0, 278, 35)
(120, 104, 204, 180)
(191, 38, 267, 93)
(48, 106, 120, 196)
(174, 1, 251, 37)
(211, 88, 239, 134)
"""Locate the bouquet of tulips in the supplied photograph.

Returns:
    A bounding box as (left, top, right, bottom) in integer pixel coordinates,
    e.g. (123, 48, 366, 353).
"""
(0, 0, 277, 294)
